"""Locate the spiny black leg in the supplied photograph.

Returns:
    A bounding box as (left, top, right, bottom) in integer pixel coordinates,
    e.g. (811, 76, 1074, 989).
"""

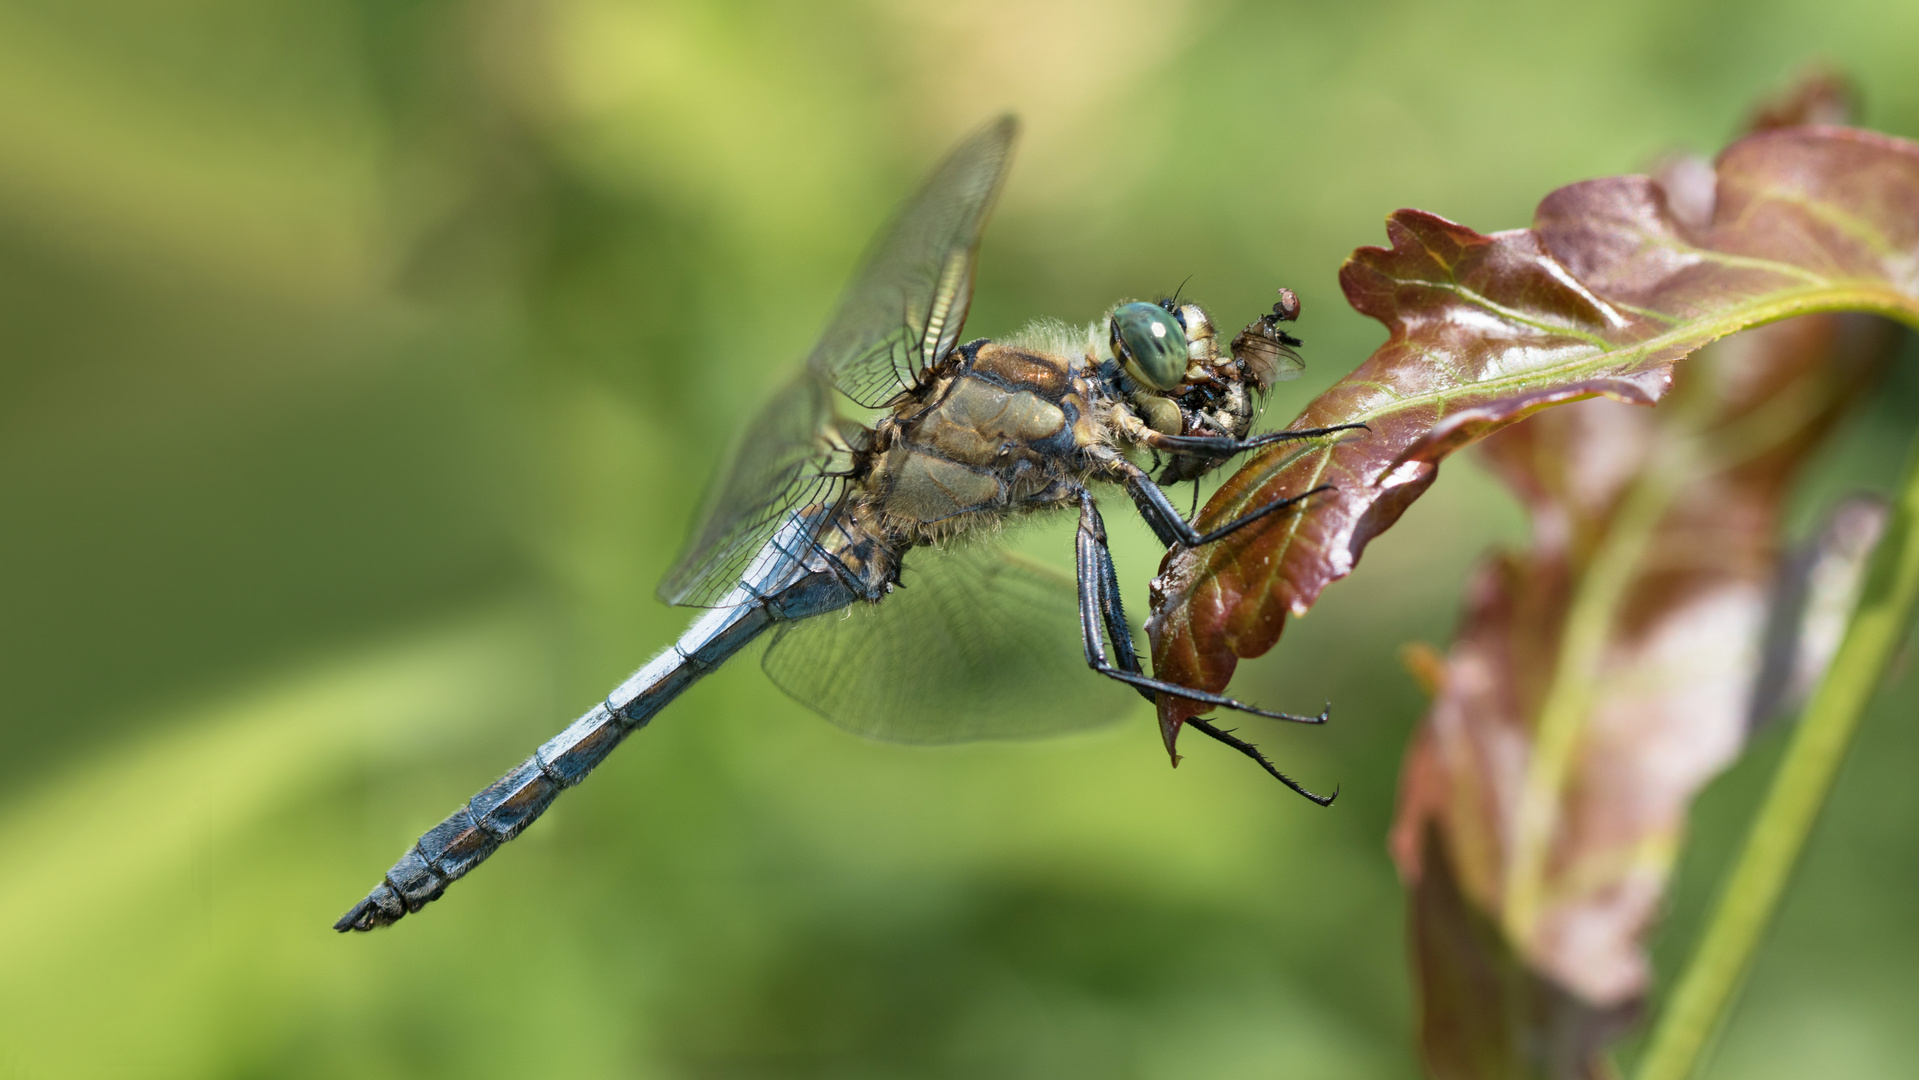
(1076, 489, 1337, 795)
(1147, 422, 1370, 460)
(1075, 490, 1113, 663)
(1097, 670, 1330, 724)
(1189, 484, 1334, 547)
(1185, 717, 1338, 807)
(1123, 472, 1190, 548)
(1076, 490, 1327, 723)
(1238, 423, 1371, 451)
(1096, 548, 1139, 677)
(1123, 466, 1334, 550)
(1088, 501, 1154, 706)
(1076, 489, 1131, 677)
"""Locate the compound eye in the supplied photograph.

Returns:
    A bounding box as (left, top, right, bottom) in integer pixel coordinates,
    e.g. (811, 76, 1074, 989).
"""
(1109, 301, 1188, 391)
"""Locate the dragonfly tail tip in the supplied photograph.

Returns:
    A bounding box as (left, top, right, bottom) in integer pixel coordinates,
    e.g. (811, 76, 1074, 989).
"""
(333, 894, 400, 933)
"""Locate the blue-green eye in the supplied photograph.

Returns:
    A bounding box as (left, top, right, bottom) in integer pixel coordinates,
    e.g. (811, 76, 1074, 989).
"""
(1109, 301, 1188, 391)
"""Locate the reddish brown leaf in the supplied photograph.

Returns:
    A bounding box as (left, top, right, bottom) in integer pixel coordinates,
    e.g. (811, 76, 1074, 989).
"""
(1146, 125, 1919, 747)
(1388, 307, 1893, 1077)
(1405, 824, 1637, 1080)
(1380, 78, 1903, 1077)
(1746, 67, 1856, 132)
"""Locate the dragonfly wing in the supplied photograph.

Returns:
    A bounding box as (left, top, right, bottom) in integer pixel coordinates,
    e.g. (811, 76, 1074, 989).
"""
(761, 542, 1136, 743)
(807, 116, 1017, 408)
(662, 118, 1016, 606)
(658, 369, 850, 607)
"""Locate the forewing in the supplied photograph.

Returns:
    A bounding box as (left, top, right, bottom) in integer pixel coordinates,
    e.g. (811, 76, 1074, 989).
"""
(658, 369, 849, 607)
(762, 542, 1135, 742)
(807, 116, 1017, 408)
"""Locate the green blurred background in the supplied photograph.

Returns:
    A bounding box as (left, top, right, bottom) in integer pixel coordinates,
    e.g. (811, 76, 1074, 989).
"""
(4, 0, 1918, 1076)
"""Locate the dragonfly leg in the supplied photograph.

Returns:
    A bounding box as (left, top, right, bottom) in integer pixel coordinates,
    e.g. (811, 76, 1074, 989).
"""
(1076, 494, 1153, 706)
(1184, 718, 1337, 806)
(1121, 463, 1335, 550)
(1136, 422, 1369, 460)
(1074, 490, 1326, 725)
(1074, 491, 1333, 802)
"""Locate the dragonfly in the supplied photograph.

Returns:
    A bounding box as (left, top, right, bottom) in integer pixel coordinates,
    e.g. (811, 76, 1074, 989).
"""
(336, 115, 1362, 932)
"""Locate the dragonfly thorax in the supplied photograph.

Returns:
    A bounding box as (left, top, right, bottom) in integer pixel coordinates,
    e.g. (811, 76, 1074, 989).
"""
(848, 340, 1099, 548)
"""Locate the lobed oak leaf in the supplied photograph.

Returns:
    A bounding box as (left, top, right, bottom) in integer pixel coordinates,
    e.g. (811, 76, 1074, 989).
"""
(1146, 125, 1919, 751)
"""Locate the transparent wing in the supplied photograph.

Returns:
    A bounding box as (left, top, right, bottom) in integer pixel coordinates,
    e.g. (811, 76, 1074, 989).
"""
(807, 116, 1017, 408)
(761, 542, 1136, 742)
(658, 369, 851, 607)
(660, 118, 1016, 606)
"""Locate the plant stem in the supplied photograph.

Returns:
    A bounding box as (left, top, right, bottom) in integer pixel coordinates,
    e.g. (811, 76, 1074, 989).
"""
(1634, 428, 1919, 1080)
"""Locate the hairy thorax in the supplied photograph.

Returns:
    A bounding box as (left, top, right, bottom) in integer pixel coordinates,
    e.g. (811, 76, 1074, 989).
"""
(857, 342, 1107, 544)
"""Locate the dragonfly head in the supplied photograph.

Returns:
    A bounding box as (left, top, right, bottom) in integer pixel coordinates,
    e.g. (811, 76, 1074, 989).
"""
(1106, 297, 1289, 486)
(1109, 301, 1189, 391)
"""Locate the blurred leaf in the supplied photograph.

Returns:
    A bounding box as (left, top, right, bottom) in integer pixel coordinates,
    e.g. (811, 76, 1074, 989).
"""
(1387, 306, 1890, 1076)
(1403, 826, 1636, 1080)
(1746, 67, 1859, 133)
(0, 3, 388, 301)
(0, 613, 544, 1077)
(1146, 125, 1919, 749)
(1748, 494, 1891, 729)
